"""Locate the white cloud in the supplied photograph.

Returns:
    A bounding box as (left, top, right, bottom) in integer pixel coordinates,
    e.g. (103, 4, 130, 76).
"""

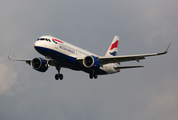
(0, 58, 23, 95)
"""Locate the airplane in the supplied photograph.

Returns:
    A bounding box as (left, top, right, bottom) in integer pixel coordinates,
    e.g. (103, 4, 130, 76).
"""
(8, 35, 170, 80)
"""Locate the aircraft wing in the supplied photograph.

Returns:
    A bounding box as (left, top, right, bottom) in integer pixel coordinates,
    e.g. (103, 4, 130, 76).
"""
(98, 43, 170, 65)
(8, 49, 57, 66)
(8, 49, 32, 65)
(77, 43, 170, 65)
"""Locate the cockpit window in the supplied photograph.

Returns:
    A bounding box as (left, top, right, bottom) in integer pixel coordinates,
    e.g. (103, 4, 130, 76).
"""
(37, 38, 51, 42)
(40, 38, 45, 40)
(46, 39, 51, 42)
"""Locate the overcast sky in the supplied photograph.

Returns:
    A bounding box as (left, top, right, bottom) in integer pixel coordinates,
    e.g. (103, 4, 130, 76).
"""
(0, 0, 178, 120)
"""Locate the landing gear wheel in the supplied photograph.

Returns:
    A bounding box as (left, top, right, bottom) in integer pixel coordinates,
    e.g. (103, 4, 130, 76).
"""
(89, 74, 93, 79)
(55, 74, 59, 80)
(59, 74, 63, 80)
(94, 73, 98, 79)
(55, 74, 63, 80)
(55, 66, 64, 80)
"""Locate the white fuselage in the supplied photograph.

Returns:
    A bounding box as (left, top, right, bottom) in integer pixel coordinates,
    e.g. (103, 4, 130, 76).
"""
(34, 35, 119, 75)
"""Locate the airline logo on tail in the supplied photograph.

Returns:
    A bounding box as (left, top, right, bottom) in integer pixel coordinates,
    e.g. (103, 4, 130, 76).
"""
(110, 40, 119, 50)
(105, 36, 119, 57)
(109, 40, 119, 56)
(109, 51, 117, 56)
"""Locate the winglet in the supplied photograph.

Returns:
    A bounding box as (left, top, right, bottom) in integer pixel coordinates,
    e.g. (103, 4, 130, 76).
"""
(8, 49, 13, 60)
(8, 49, 31, 62)
(157, 43, 171, 55)
(166, 43, 171, 53)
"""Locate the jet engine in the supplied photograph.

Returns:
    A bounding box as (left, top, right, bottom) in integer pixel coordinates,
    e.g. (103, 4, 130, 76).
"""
(83, 56, 101, 69)
(31, 57, 49, 72)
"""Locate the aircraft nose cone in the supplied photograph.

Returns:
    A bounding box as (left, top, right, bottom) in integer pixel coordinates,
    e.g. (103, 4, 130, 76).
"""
(34, 41, 42, 52)
(34, 41, 40, 47)
(34, 41, 47, 55)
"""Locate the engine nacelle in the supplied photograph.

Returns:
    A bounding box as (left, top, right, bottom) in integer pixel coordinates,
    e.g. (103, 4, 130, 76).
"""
(83, 56, 101, 69)
(31, 57, 49, 72)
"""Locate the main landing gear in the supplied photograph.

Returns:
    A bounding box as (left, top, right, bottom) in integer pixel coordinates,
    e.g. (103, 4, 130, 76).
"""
(55, 74, 63, 80)
(55, 67, 63, 80)
(89, 70, 98, 79)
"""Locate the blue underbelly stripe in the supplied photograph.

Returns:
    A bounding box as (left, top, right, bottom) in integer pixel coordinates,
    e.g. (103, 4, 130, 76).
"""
(35, 46, 107, 75)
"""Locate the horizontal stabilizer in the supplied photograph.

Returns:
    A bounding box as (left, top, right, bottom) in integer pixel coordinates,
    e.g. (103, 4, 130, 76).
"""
(114, 66, 144, 69)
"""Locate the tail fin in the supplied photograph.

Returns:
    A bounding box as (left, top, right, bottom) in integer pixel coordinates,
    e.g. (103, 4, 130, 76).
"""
(105, 36, 119, 57)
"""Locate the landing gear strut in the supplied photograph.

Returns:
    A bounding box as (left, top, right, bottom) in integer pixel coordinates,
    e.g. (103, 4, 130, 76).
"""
(45, 56, 52, 67)
(89, 70, 98, 79)
(55, 66, 63, 80)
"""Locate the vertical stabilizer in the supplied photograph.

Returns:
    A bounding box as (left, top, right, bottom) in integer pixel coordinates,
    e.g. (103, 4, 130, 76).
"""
(105, 36, 119, 57)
